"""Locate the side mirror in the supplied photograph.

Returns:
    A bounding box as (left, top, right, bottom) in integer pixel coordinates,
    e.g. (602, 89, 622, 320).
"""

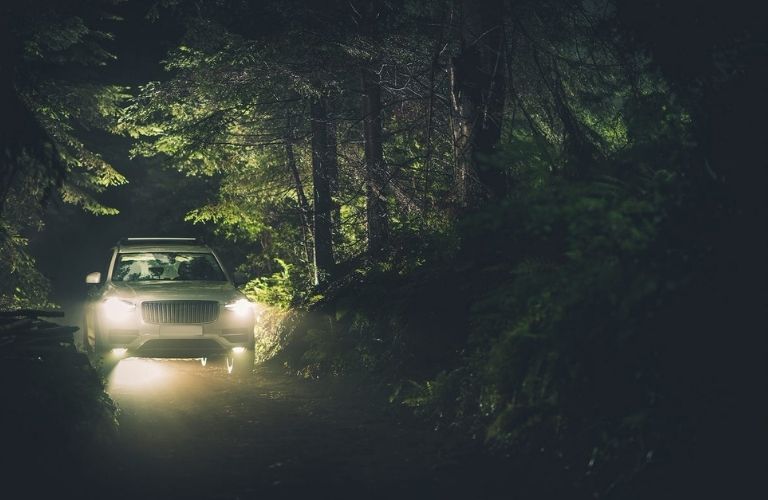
(85, 272, 102, 284)
(233, 272, 247, 286)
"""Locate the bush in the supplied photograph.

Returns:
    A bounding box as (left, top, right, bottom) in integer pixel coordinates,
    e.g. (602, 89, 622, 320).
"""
(254, 156, 735, 497)
(399, 167, 717, 497)
(0, 222, 54, 310)
(0, 320, 118, 492)
(242, 258, 295, 308)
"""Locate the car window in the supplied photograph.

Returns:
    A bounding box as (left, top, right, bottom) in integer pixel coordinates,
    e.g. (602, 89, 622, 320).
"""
(112, 252, 227, 282)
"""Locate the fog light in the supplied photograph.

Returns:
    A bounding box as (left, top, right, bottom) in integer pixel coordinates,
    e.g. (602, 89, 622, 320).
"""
(112, 348, 128, 356)
(232, 347, 246, 354)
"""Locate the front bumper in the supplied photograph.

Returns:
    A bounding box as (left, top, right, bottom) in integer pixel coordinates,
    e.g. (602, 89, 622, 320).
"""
(96, 305, 255, 358)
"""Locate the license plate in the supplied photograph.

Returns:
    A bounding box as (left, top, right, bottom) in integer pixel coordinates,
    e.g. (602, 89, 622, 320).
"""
(159, 325, 203, 335)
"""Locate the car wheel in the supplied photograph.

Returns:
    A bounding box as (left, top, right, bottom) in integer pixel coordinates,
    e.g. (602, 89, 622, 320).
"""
(225, 350, 255, 376)
(85, 311, 109, 354)
(83, 314, 117, 374)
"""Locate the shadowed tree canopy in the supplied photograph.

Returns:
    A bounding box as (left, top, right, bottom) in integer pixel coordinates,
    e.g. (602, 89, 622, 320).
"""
(0, 0, 128, 308)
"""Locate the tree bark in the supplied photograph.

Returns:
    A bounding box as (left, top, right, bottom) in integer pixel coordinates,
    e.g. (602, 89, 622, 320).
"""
(325, 106, 341, 247)
(361, 68, 389, 256)
(284, 121, 313, 268)
(530, 50, 596, 178)
(309, 97, 335, 286)
(449, 0, 507, 207)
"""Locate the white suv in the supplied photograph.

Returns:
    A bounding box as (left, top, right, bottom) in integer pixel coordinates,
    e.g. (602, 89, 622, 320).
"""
(83, 238, 255, 374)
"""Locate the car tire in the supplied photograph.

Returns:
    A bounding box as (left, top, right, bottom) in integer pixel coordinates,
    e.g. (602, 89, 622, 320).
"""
(84, 313, 103, 353)
(223, 350, 255, 376)
(83, 313, 118, 374)
(83, 310, 109, 353)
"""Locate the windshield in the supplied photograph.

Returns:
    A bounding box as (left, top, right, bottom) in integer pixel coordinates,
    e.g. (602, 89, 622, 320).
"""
(112, 252, 227, 282)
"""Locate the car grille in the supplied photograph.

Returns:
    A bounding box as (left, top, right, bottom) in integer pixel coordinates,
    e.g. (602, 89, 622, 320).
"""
(141, 301, 219, 324)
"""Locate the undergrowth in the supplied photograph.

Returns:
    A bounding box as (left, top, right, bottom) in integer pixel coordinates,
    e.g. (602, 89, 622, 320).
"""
(254, 163, 740, 498)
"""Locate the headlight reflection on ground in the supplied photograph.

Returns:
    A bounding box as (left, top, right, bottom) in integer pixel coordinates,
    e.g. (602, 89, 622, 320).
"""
(108, 358, 173, 391)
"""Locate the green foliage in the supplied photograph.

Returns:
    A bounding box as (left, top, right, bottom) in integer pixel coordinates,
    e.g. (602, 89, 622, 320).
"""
(118, 13, 323, 295)
(0, 2, 756, 497)
(259, 126, 706, 495)
(242, 258, 294, 308)
(0, 222, 54, 310)
(12, 0, 129, 214)
(0, 166, 58, 309)
(252, 307, 296, 364)
(260, 229, 470, 383)
(399, 160, 704, 495)
(1, 1, 128, 306)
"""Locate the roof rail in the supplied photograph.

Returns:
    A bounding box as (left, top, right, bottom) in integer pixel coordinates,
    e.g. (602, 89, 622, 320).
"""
(117, 237, 205, 246)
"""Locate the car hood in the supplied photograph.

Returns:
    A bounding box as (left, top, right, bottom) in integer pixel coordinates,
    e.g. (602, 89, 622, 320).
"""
(106, 281, 242, 303)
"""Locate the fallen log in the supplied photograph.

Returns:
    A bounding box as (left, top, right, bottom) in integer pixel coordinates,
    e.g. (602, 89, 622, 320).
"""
(0, 309, 65, 319)
(15, 335, 77, 346)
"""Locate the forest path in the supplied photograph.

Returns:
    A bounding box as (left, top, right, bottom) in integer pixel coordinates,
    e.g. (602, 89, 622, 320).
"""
(92, 358, 499, 500)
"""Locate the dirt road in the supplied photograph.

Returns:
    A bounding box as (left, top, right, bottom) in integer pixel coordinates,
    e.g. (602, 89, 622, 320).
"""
(86, 358, 502, 500)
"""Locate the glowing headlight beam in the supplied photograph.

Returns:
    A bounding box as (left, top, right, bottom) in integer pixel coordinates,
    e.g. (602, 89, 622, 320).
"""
(232, 347, 246, 354)
(224, 298, 253, 317)
(102, 297, 136, 317)
(112, 348, 128, 356)
(108, 358, 169, 391)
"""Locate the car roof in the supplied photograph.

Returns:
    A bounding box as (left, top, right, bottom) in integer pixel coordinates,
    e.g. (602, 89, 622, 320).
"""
(115, 237, 213, 253)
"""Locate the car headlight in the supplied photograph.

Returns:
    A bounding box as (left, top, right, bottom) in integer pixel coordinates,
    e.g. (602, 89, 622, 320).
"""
(102, 297, 136, 317)
(225, 298, 253, 317)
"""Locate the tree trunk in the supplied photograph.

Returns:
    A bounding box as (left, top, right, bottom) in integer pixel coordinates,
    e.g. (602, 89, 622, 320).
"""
(530, 50, 596, 178)
(361, 69, 389, 255)
(309, 97, 335, 286)
(284, 125, 313, 268)
(449, 0, 507, 207)
(325, 106, 341, 247)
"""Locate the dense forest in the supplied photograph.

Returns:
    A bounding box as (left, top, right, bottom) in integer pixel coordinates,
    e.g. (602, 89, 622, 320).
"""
(1, 0, 765, 498)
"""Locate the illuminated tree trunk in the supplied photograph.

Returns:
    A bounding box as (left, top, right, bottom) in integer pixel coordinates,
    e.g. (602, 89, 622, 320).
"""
(449, 0, 507, 208)
(361, 68, 389, 255)
(284, 125, 313, 268)
(309, 97, 335, 286)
